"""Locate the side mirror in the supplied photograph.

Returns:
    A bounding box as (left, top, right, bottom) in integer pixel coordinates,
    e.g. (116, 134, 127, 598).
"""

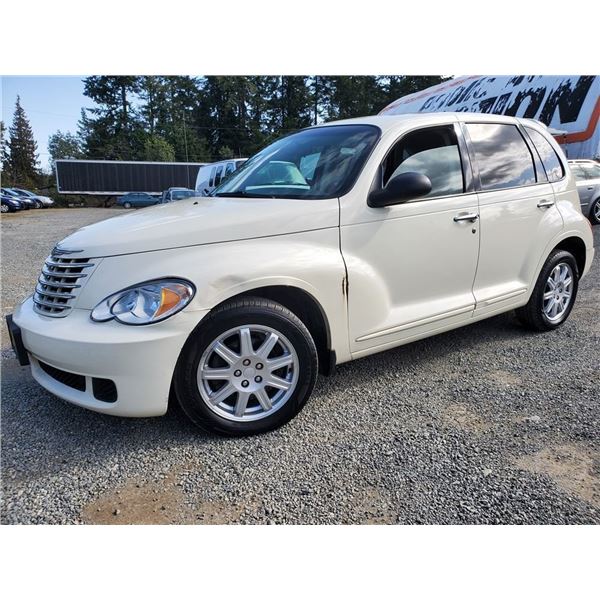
(368, 171, 432, 208)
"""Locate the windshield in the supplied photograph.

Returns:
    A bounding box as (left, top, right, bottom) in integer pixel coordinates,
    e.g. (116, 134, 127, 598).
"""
(212, 124, 380, 199)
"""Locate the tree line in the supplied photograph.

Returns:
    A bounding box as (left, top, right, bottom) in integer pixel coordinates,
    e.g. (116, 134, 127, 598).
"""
(1, 76, 447, 188)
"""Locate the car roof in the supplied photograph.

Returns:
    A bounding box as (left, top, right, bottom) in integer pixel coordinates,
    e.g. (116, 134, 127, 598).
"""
(317, 112, 537, 135)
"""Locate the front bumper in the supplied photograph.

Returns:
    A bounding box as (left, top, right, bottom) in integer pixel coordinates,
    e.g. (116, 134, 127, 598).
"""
(12, 297, 208, 417)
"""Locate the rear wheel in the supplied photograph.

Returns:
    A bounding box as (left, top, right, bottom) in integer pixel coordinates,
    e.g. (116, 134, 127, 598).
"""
(1, 204, 9, 213)
(174, 297, 318, 436)
(515, 250, 579, 331)
(589, 197, 600, 225)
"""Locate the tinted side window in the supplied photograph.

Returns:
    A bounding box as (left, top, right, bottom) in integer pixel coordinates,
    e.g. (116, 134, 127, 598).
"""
(209, 167, 216, 187)
(382, 125, 464, 199)
(466, 123, 536, 191)
(214, 165, 224, 186)
(524, 127, 565, 183)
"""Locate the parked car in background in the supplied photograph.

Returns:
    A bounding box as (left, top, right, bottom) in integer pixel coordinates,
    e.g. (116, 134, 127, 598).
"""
(1, 188, 32, 209)
(7, 113, 594, 436)
(195, 159, 247, 196)
(10, 188, 55, 208)
(160, 188, 196, 203)
(1, 192, 23, 213)
(117, 192, 159, 209)
(568, 159, 600, 225)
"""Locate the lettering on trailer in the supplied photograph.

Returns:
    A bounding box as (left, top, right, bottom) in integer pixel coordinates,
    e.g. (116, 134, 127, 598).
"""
(416, 76, 595, 127)
(380, 76, 600, 158)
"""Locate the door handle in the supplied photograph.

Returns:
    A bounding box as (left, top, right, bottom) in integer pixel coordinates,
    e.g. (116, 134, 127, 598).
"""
(537, 199, 555, 208)
(453, 212, 479, 223)
(587, 187, 594, 190)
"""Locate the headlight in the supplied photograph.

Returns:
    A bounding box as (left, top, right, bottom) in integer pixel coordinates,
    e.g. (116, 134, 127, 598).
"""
(91, 279, 195, 325)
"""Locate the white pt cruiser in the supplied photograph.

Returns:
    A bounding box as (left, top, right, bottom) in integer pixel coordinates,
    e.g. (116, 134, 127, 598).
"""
(7, 113, 595, 435)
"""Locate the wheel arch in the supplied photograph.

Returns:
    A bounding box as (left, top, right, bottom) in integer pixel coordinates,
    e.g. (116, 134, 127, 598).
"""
(214, 284, 336, 376)
(552, 235, 588, 277)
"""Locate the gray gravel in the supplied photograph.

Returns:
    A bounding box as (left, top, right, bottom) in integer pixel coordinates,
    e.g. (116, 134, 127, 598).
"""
(1, 208, 599, 524)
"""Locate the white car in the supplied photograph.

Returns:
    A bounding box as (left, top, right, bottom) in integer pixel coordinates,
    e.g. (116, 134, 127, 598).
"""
(7, 113, 595, 435)
(195, 158, 247, 196)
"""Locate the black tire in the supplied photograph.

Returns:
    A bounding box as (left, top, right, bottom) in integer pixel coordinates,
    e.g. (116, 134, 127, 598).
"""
(589, 197, 600, 226)
(173, 297, 318, 436)
(515, 249, 579, 331)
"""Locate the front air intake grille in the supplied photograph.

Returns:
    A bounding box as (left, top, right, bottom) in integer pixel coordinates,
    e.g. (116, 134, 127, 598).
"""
(92, 378, 118, 403)
(33, 256, 95, 317)
(38, 360, 86, 391)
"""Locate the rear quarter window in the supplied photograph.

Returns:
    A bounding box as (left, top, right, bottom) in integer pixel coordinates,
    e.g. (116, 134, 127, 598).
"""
(524, 127, 565, 183)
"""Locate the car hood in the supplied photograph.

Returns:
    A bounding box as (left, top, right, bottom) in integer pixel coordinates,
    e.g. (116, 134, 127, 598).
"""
(56, 195, 340, 258)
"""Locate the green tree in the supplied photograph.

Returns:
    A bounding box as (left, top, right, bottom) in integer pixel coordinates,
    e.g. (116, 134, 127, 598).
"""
(319, 76, 386, 120)
(48, 130, 83, 167)
(158, 76, 211, 162)
(143, 134, 176, 161)
(0, 121, 10, 182)
(8, 96, 39, 186)
(276, 76, 313, 130)
(382, 76, 450, 110)
(79, 76, 143, 159)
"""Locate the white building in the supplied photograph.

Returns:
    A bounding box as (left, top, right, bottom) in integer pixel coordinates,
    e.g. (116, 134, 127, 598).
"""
(380, 76, 600, 160)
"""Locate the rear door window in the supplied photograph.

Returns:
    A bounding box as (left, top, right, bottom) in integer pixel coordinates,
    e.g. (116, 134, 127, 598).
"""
(524, 127, 565, 183)
(466, 123, 536, 191)
(209, 167, 217, 187)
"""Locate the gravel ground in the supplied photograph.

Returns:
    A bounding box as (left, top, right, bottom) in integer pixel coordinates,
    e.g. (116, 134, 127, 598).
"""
(1, 208, 599, 524)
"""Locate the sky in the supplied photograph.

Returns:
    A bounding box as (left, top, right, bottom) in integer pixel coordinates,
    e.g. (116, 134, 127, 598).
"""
(1, 76, 94, 172)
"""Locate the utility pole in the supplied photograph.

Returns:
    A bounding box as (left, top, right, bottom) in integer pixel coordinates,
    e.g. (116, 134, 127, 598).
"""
(182, 112, 190, 188)
(182, 113, 189, 163)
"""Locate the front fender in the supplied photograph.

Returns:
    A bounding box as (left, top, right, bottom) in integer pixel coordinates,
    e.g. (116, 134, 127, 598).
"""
(76, 228, 351, 363)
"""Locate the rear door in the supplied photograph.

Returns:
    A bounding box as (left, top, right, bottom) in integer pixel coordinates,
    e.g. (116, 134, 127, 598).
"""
(464, 121, 564, 318)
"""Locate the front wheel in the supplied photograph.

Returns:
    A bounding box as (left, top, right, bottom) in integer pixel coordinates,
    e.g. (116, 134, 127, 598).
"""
(1, 204, 9, 213)
(589, 197, 600, 226)
(174, 297, 318, 436)
(123, 202, 132, 209)
(515, 250, 579, 331)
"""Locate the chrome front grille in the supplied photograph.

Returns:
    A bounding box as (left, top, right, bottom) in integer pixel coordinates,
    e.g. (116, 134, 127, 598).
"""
(34, 256, 96, 317)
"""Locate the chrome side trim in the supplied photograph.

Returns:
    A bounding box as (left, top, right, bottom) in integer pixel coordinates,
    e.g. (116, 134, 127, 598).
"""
(355, 304, 474, 343)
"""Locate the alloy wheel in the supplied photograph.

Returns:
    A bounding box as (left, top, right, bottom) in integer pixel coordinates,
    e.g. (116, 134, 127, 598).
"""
(593, 199, 600, 223)
(542, 262, 574, 323)
(197, 324, 299, 422)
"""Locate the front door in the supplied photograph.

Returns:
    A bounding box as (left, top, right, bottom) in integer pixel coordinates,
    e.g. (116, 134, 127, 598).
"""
(341, 123, 481, 357)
